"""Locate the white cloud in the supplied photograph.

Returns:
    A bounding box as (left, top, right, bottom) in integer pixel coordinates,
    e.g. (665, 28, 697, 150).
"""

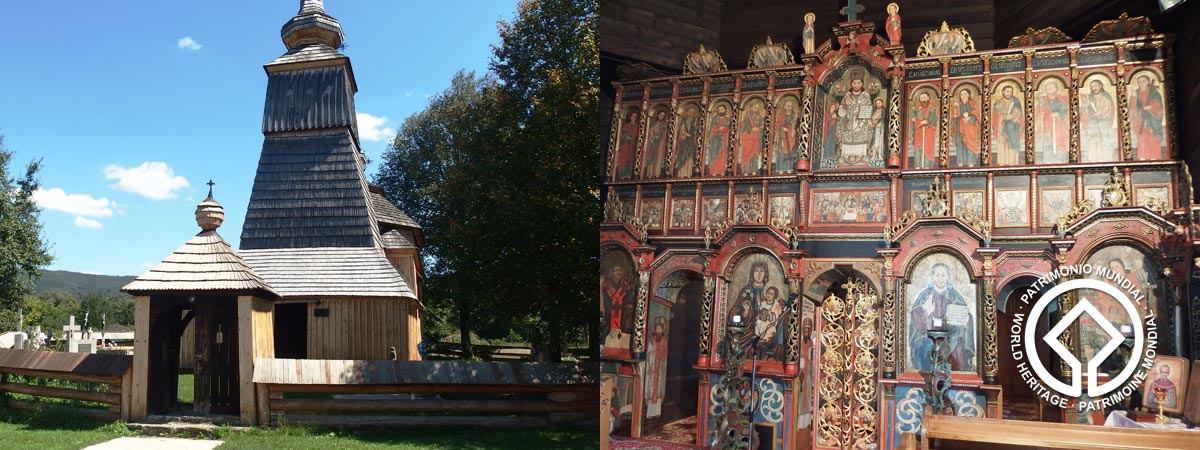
(33, 188, 115, 218)
(177, 36, 203, 51)
(404, 90, 416, 97)
(104, 162, 190, 200)
(356, 113, 395, 142)
(74, 217, 103, 229)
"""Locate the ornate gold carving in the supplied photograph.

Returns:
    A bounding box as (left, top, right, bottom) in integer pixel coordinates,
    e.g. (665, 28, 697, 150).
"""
(1069, 61, 1082, 163)
(881, 289, 897, 375)
(958, 208, 992, 243)
(983, 290, 998, 381)
(916, 21, 976, 57)
(1083, 13, 1154, 43)
(683, 44, 727, 74)
(1008, 26, 1072, 48)
(779, 225, 802, 249)
(703, 218, 732, 248)
(603, 190, 623, 223)
(699, 275, 715, 356)
(798, 83, 814, 163)
(747, 36, 795, 69)
(1145, 196, 1167, 215)
(1102, 167, 1130, 207)
(1055, 199, 1095, 234)
(626, 216, 648, 243)
(816, 278, 878, 449)
(884, 210, 918, 242)
(1113, 223, 1129, 230)
(1142, 227, 1155, 235)
(888, 73, 903, 158)
(738, 187, 764, 224)
(633, 270, 649, 354)
(921, 177, 950, 217)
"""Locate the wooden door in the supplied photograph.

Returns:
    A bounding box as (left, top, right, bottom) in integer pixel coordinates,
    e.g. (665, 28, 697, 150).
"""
(194, 298, 240, 416)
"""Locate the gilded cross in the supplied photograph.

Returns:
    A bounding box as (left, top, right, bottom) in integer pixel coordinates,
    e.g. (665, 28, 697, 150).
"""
(841, 0, 865, 21)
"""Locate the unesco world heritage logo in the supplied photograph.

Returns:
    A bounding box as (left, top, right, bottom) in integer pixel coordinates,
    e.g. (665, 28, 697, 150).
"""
(1008, 264, 1158, 411)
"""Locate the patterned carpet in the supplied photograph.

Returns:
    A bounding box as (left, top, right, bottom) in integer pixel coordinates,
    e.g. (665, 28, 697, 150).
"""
(614, 416, 705, 449)
(611, 436, 707, 450)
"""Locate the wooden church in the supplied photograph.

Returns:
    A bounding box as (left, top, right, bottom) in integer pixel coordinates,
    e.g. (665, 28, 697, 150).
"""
(123, 0, 423, 422)
(602, 1, 1200, 449)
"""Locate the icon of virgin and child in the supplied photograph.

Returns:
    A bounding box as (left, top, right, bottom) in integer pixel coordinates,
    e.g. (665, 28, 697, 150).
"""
(727, 260, 788, 362)
(907, 260, 977, 372)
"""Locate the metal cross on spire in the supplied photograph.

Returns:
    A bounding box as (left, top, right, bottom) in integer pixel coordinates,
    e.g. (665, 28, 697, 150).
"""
(206, 179, 215, 198)
(841, 0, 865, 21)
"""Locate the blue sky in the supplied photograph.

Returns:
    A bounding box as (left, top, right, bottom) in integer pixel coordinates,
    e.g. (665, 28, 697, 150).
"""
(0, 1, 517, 276)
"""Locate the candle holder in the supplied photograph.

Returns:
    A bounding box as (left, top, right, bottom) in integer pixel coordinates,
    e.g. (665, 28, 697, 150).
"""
(1154, 387, 1168, 424)
(925, 325, 953, 416)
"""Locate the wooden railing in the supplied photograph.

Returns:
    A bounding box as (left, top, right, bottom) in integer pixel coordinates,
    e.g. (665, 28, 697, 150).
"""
(0, 348, 132, 421)
(900, 405, 1200, 450)
(253, 358, 598, 427)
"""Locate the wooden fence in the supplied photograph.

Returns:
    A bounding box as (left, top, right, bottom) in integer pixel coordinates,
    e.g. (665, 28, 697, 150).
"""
(0, 348, 133, 421)
(253, 358, 598, 428)
(426, 342, 593, 362)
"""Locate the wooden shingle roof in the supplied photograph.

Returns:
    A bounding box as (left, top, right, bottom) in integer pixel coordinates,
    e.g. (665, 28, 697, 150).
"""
(123, 232, 278, 297)
(380, 229, 417, 250)
(241, 129, 379, 250)
(239, 247, 415, 299)
(368, 186, 420, 230)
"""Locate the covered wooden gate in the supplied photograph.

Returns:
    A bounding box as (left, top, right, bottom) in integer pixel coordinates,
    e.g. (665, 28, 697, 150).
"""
(194, 297, 240, 415)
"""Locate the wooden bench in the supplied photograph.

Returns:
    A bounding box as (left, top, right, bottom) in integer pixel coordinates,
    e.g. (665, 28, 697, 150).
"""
(900, 406, 1200, 450)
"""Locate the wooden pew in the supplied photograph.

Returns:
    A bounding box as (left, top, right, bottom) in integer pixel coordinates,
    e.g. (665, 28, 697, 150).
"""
(899, 406, 1200, 450)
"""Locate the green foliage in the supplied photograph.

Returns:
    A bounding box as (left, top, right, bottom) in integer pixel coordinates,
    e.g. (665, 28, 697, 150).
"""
(0, 135, 53, 330)
(375, 0, 598, 361)
(34, 269, 135, 297)
(18, 288, 134, 332)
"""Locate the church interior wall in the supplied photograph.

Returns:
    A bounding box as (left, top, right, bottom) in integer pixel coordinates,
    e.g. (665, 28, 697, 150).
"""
(601, 3, 1200, 449)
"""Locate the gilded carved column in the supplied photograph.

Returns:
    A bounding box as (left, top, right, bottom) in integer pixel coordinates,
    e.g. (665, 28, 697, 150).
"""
(887, 49, 905, 168)
(697, 249, 718, 366)
(1068, 47, 1081, 163)
(980, 54, 993, 166)
(978, 247, 1000, 385)
(797, 70, 815, 172)
(879, 248, 900, 378)
(1050, 238, 1076, 379)
(632, 247, 654, 360)
(939, 58, 952, 168)
(1023, 50, 1036, 164)
(785, 249, 808, 375)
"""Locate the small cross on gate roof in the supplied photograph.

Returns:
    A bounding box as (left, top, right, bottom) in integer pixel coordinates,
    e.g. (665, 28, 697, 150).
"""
(841, 0, 865, 21)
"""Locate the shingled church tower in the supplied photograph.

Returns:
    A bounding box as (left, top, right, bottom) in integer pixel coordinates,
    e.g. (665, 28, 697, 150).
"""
(240, 0, 424, 361)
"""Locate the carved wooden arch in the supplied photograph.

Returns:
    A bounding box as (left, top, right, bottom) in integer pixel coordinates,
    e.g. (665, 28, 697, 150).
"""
(889, 217, 988, 274)
(804, 265, 882, 302)
(1059, 207, 1174, 258)
(899, 243, 981, 283)
(995, 274, 1045, 313)
(711, 225, 792, 253)
(601, 223, 647, 250)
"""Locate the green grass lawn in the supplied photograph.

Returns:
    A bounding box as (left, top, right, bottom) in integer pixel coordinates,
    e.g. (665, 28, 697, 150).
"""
(178, 371, 194, 405)
(0, 403, 598, 450)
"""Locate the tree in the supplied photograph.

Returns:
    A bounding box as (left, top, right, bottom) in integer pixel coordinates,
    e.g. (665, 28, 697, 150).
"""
(0, 134, 53, 331)
(375, 0, 598, 361)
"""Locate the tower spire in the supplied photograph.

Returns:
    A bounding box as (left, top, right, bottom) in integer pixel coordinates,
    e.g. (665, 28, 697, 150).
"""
(281, 0, 343, 50)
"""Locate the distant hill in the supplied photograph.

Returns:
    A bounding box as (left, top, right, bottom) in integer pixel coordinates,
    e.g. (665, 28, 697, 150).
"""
(34, 270, 136, 297)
